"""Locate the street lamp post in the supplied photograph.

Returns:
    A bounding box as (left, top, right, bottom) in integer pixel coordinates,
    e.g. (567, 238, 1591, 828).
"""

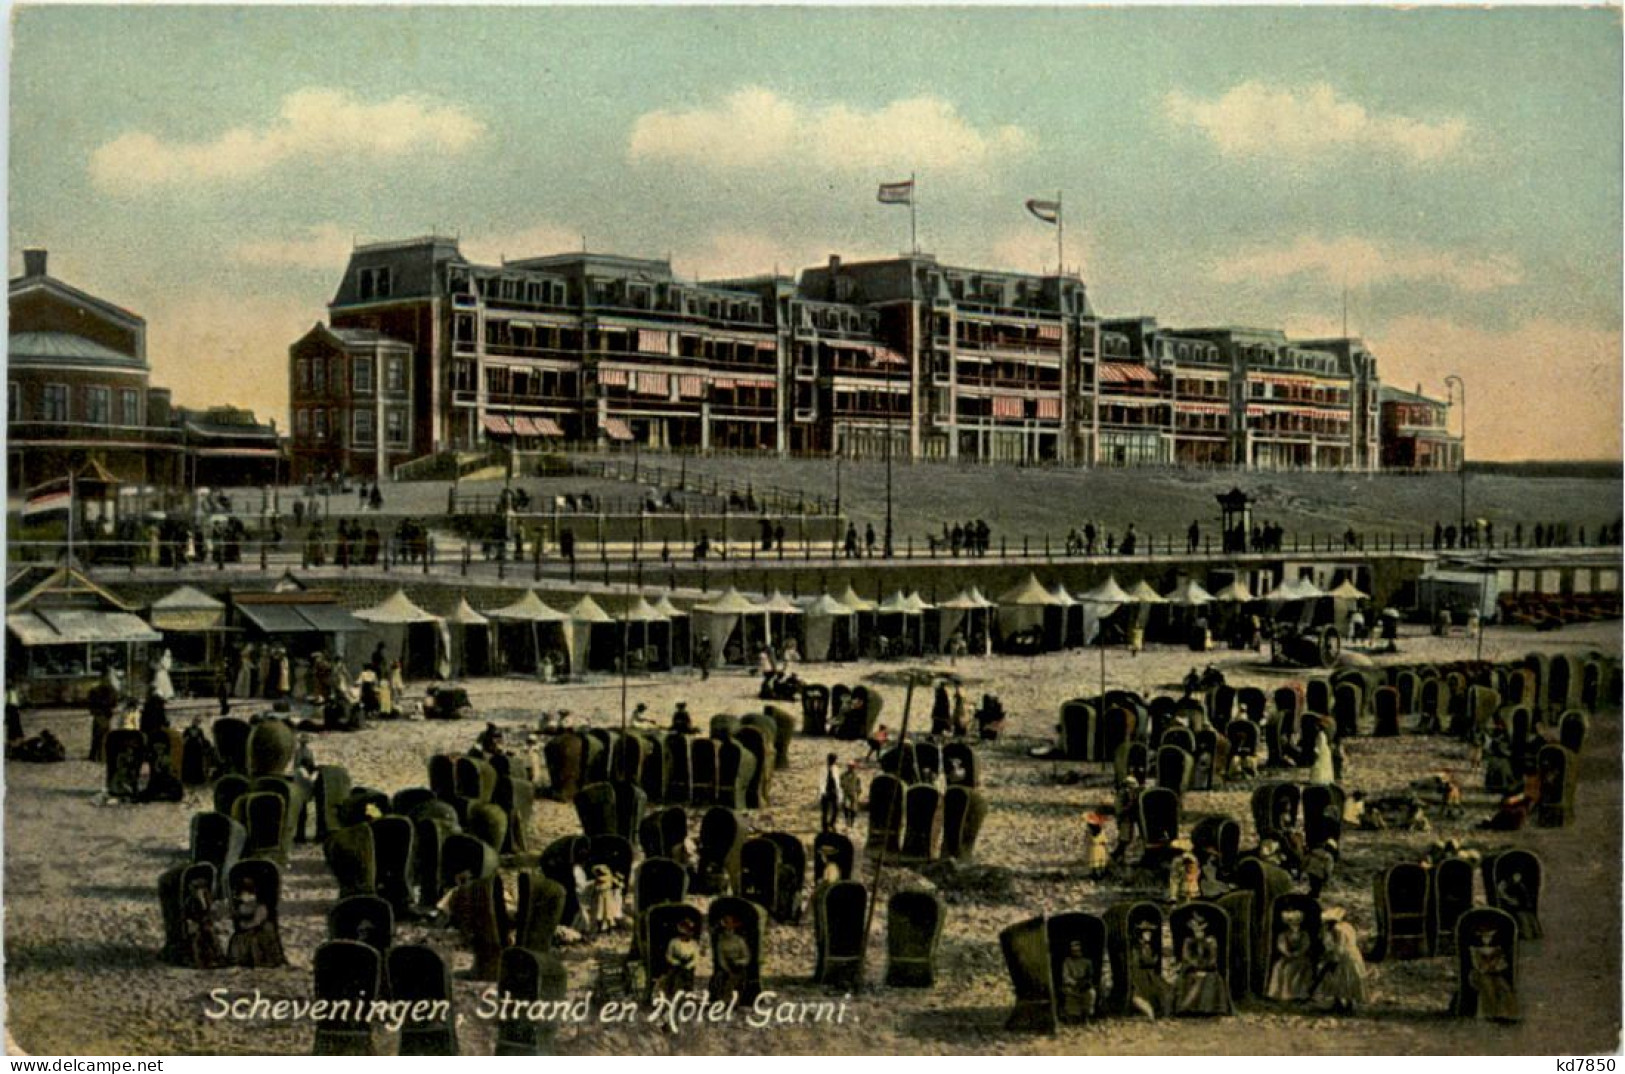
(1444, 374, 1466, 541)
(884, 392, 895, 558)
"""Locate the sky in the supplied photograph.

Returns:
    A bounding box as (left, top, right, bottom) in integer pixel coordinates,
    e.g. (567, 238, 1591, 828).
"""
(8, 6, 1622, 460)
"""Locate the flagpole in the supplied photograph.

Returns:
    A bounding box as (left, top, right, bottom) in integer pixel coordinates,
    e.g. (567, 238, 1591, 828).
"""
(1056, 189, 1064, 275)
(910, 173, 918, 255)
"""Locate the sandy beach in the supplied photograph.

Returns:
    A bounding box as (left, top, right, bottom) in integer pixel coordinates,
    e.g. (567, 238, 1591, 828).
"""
(4, 620, 1619, 1056)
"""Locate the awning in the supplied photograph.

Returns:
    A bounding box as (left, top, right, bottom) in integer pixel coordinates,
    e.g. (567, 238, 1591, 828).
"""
(635, 372, 670, 396)
(1177, 402, 1230, 416)
(236, 603, 316, 635)
(510, 416, 540, 437)
(484, 415, 514, 436)
(603, 417, 634, 442)
(193, 447, 282, 458)
(298, 605, 368, 633)
(237, 603, 364, 635)
(150, 583, 229, 631)
(532, 416, 565, 438)
(1100, 362, 1160, 385)
(10, 609, 162, 646)
(599, 368, 630, 387)
(677, 376, 704, 399)
(992, 396, 1025, 419)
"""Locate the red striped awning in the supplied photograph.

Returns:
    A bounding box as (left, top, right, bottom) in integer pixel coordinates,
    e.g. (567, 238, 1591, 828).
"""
(1035, 397, 1061, 420)
(638, 329, 671, 355)
(603, 417, 634, 442)
(511, 416, 540, 436)
(1099, 362, 1159, 384)
(874, 348, 907, 366)
(1178, 402, 1230, 416)
(714, 378, 736, 391)
(635, 372, 670, 396)
(599, 368, 629, 387)
(1036, 324, 1062, 341)
(992, 396, 1025, 419)
(678, 375, 704, 398)
(483, 415, 514, 435)
(532, 416, 565, 437)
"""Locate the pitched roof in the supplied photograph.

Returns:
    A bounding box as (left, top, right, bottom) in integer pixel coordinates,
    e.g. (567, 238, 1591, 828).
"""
(9, 274, 145, 328)
(8, 331, 144, 369)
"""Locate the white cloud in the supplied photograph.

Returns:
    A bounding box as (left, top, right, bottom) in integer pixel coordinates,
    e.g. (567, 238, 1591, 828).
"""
(628, 87, 1032, 172)
(1164, 82, 1469, 164)
(1211, 235, 1521, 294)
(91, 89, 485, 193)
(233, 223, 355, 271)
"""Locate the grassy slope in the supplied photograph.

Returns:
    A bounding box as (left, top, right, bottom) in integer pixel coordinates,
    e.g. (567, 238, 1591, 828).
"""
(560, 453, 1623, 548)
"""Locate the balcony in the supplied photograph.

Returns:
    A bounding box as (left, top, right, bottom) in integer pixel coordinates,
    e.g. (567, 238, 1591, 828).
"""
(9, 421, 184, 448)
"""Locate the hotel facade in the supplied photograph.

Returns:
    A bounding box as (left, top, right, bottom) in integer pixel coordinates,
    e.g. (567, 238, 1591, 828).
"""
(290, 234, 1438, 479)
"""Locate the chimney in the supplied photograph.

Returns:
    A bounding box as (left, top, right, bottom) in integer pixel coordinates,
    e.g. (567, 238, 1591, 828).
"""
(826, 255, 841, 301)
(22, 249, 47, 278)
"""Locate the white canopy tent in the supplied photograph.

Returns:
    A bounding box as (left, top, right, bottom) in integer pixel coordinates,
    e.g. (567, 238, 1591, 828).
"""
(1213, 579, 1256, 602)
(759, 590, 804, 651)
(651, 594, 692, 667)
(565, 595, 614, 675)
(799, 593, 855, 662)
(1164, 578, 1216, 605)
(352, 589, 445, 679)
(691, 588, 769, 668)
(997, 573, 1064, 650)
(487, 590, 570, 676)
(445, 597, 492, 678)
(1077, 575, 1134, 647)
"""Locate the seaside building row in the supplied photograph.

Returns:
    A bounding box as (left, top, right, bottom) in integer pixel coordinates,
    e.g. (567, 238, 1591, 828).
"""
(290, 236, 1454, 478)
(5, 241, 1461, 493)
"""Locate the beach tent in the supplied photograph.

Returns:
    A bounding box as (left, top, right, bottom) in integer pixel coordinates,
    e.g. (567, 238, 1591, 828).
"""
(937, 589, 991, 655)
(487, 590, 569, 676)
(445, 597, 493, 678)
(1049, 583, 1086, 647)
(996, 573, 1064, 651)
(652, 594, 693, 667)
(759, 590, 805, 651)
(691, 588, 769, 669)
(1213, 579, 1255, 602)
(565, 595, 615, 675)
(836, 583, 880, 655)
(615, 595, 672, 672)
(1164, 578, 1216, 606)
(800, 593, 855, 662)
(1077, 575, 1134, 647)
(1327, 579, 1369, 601)
(877, 590, 927, 655)
(353, 589, 445, 679)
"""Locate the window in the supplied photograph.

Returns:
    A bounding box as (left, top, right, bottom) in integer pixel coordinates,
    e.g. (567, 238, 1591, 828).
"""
(357, 266, 392, 301)
(42, 383, 69, 422)
(312, 360, 325, 393)
(7, 382, 18, 421)
(386, 408, 407, 446)
(385, 357, 406, 392)
(314, 409, 328, 440)
(121, 389, 140, 425)
(353, 409, 375, 445)
(353, 357, 374, 394)
(296, 409, 310, 437)
(296, 359, 309, 391)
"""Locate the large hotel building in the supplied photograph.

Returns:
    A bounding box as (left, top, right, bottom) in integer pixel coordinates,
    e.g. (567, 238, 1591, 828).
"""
(289, 234, 1406, 479)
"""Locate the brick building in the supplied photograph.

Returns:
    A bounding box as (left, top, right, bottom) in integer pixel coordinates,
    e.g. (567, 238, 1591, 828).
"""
(1380, 384, 1462, 470)
(293, 234, 1403, 474)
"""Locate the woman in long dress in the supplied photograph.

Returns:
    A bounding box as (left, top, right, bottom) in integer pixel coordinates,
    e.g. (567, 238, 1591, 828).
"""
(1318, 908, 1367, 1012)
(1469, 927, 1519, 1022)
(226, 876, 286, 968)
(1173, 914, 1232, 1016)
(1127, 921, 1170, 1019)
(152, 649, 176, 702)
(1307, 727, 1336, 785)
(1266, 909, 1316, 1001)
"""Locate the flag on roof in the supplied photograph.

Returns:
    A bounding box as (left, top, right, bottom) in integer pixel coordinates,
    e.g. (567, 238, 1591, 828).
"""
(878, 180, 915, 205)
(1025, 198, 1061, 224)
